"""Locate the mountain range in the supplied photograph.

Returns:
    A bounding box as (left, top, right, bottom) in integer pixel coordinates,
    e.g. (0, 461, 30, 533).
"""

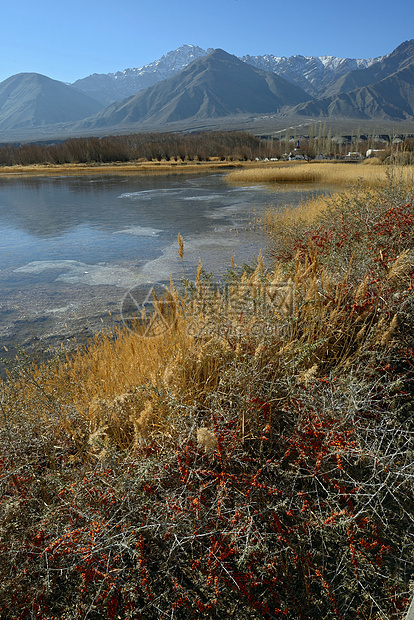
(71, 44, 384, 105)
(78, 49, 311, 131)
(1, 40, 414, 141)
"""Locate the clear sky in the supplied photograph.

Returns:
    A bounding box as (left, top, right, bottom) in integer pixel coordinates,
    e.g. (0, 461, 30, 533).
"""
(0, 0, 413, 84)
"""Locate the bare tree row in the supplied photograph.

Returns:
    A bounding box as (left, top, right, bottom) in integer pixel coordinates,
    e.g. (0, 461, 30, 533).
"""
(0, 132, 270, 166)
(1, 130, 413, 167)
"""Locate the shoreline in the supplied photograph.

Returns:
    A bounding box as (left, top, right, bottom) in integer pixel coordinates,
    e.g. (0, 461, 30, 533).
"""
(0, 159, 253, 177)
(0, 158, 300, 177)
(0, 168, 276, 374)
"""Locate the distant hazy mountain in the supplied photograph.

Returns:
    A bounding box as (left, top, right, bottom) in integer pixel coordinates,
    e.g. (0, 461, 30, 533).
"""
(72, 45, 212, 106)
(321, 39, 414, 97)
(0, 73, 103, 131)
(77, 49, 312, 131)
(240, 53, 384, 97)
(72, 44, 385, 105)
(292, 41, 414, 120)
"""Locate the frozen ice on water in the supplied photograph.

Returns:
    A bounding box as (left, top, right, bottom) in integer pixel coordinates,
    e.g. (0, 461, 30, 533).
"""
(118, 188, 184, 200)
(113, 226, 163, 237)
(14, 260, 140, 288)
(181, 194, 223, 202)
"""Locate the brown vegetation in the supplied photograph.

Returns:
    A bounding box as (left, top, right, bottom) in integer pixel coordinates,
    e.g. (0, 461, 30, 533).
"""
(1, 129, 413, 178)
(1, 168, 414, 618)
(0, 159, 247, 177)
(227, 161, 414, 186)
(0, 132, 269, 168)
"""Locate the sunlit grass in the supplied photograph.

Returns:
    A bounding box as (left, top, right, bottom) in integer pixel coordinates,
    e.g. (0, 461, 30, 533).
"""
(227, 161, 414, 186)
(0, 160, 245, 176)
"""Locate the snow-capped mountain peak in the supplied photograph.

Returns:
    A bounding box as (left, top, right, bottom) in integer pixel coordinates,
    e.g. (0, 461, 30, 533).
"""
(72, 45, 387, 105)
(240, 52, 386, 95)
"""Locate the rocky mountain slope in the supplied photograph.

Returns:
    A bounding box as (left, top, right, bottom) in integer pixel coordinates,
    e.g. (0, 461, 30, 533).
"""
(72, 44, 384, 105)
(241, 53, 384, 97)
(1, 40, 414, 139)
(72, 45, 212, 106)
(293, 41, 414, 120)
(0, 73, 103, 131)
(322, 39, 414, 97)
(77, 49, 312, 131)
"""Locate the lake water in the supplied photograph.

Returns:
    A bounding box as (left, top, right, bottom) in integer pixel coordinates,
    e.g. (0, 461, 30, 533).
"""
(0, 172, 319, 362)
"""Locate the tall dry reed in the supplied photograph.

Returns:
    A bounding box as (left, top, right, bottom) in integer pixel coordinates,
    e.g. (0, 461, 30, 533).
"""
(227, 161, 414, 187)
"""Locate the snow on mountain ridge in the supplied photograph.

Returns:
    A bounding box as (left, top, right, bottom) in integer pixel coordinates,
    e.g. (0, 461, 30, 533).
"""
(105, 45, 211, 82)
(240, 52, 387, 95)
(72, 45, 387, 104)
(318, 54, 387, 70)
(71, 45, 213, 104)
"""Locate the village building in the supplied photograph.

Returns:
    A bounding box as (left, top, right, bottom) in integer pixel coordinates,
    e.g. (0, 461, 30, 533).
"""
(289, 140, 305, 160)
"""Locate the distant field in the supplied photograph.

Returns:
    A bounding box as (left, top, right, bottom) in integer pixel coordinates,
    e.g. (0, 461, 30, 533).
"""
(0, 158, 313, 177)
(0, 159, 246, 176)
(3, 159, 412, 182)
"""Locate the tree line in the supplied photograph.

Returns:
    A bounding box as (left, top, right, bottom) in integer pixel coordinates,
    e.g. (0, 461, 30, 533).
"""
(0, 130, 412, 167)
(0, 132, 274, 166)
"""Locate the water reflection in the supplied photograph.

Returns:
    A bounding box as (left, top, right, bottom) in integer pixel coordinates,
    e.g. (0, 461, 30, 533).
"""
(0, 174, 238, 238)
(0, 172, 323, 360)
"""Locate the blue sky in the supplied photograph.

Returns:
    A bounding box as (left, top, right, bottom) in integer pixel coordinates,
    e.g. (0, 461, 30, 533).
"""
(0, 0, 413, 84)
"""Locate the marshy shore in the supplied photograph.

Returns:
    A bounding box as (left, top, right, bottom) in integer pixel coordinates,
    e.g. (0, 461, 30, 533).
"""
(0, 157, 388, 178)
(0, 158, 263, 176)
(1, 162, 414, 618)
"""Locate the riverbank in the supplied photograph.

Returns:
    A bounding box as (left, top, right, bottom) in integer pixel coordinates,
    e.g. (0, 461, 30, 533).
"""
(3, 158, 412, 190)
(0, 158, 355, 177)
(227, 160, 414, 186)
(1, 171, 413, 618)
(0, 158, 263, 176)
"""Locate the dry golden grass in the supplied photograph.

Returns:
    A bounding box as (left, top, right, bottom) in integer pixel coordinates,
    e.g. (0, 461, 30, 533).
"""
(13, 312, 194, 449)
(3, 282, 243, 452)
(0, 159, 248, 177)
(263, 192, 339, 233)
(227, 162, 414, 187)
(227, 162, 321, 184)
(361, 156, 383, 165)
(2, 242, 397, 455)
(1, 174, 412, 456)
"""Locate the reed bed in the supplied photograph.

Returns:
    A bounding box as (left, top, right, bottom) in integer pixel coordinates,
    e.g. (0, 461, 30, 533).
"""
(0, 159, 245, 177)
(1, 173, 414, 618)
(226, 161, 414, 186)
